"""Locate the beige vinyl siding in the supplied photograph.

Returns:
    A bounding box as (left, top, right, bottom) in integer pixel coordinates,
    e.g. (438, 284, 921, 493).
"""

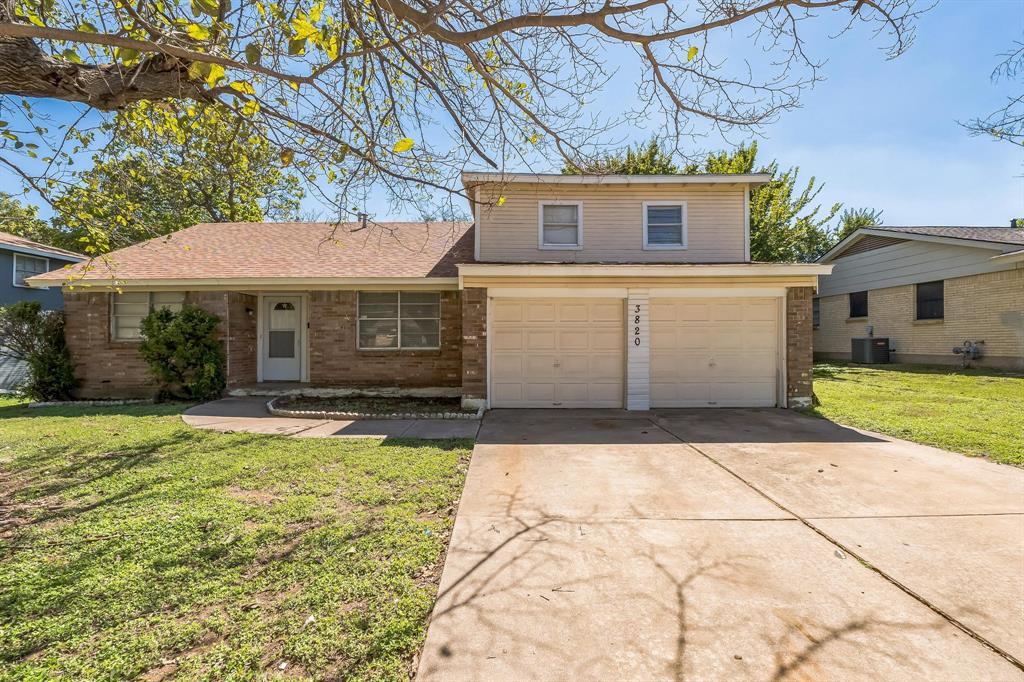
(818, 240, 1017, 297)
(476, 183, 746, 263)
(814, 268, 1024, 365)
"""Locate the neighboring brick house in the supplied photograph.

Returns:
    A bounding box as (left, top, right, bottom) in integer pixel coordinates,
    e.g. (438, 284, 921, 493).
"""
(814, 226, 1024, 370)
(0, 232, 84, 391)
(28, 173, 832, 408)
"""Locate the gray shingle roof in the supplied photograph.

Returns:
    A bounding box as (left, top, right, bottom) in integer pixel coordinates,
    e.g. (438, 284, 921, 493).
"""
(869, 226, 1024, 246)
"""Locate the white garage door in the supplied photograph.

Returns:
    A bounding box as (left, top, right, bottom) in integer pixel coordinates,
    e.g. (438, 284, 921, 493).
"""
(650, 297, 779, 407)
(491, 298, 624, 408)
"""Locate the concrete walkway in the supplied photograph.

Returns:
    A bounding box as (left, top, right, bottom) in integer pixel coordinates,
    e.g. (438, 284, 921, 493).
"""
(181, 397, 480, 439)
(418, 409, 1024, 681)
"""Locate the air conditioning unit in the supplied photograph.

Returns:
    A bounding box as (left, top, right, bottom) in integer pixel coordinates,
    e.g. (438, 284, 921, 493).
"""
(852, 337, 890, 364)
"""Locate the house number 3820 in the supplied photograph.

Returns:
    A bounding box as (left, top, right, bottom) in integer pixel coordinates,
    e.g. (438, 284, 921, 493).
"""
(633, 304, 642, 346)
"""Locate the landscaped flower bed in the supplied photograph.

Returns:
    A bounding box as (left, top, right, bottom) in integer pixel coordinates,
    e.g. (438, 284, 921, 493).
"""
(268, 395, 482, 420)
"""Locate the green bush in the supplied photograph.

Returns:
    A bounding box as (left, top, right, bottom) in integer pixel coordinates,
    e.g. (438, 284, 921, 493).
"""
(0, 301, 77, 401)
(138, 305, 225, 401)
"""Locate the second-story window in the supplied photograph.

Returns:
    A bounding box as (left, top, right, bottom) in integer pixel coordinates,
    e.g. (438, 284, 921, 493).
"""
(643, 202, 687, 249)
(539, 202, 582, 249)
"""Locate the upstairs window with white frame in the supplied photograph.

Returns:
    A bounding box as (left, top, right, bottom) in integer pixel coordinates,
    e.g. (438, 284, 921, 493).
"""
(643, 202, 687, 249)
(111, 291, 185, 340)
(13, 254, 49, 287)
(538, 202, 582, 249)
(358, 291, 441, 350)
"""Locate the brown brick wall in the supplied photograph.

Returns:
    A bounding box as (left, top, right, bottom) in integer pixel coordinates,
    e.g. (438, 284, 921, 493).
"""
(460, 288, 487, 405)
(786, 286, 814, 407)
(307, 290, 462, 388)
(63, 290, 257, 398)
(814, 267, 1024, 370)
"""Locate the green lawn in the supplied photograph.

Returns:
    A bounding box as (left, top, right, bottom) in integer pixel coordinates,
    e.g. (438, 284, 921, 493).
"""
(0, 398, 472, 681)
(810, 363, 1024, 466)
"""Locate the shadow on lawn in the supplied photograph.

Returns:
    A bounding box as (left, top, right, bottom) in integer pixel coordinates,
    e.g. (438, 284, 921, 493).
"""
(813, 362, 1021, 382)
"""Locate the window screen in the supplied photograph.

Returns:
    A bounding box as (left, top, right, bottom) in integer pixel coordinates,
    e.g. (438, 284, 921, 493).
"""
(645, 204, 685, 247)
(849, 291, 868, 318)
(358, 291, 440, 349)
(14, 254, 49, 286)
(916, 280, 944, 320)
(540, 204, 580, 246)
(111, 292, 186, 340)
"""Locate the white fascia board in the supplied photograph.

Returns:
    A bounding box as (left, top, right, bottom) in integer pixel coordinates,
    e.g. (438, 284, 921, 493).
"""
(25, 276, 460, 290)
(462, 172, 772, 187)
(2, 243, 85, 262)
(991, 248, 1024, 263)
(458, 263, 834, 277)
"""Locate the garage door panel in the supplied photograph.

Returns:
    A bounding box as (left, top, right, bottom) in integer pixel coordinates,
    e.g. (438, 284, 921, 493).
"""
(491, 354, 524, 378)
(491, 298, 624, 408)
(651, 297, 779, 408)
(491, 382, 524, 403)
(492, 329, 524, 351)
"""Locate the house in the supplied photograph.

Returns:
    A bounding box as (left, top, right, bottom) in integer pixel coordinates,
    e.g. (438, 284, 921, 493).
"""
(814, 226, 1024, 370)
(27, 173, 833, 408)
(0, 232, 84, 391)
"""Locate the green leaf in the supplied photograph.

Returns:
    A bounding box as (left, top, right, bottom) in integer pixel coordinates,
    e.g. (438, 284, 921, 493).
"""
(191, 0, 220, 18)
(78, 21, 97, 32)
(186, 23, 210, 40)
(288, 38, 307, 56)
(687, 46, 699, 62)
(62, 48, 83, 64)
(279, 148, 294, 166)
(392, 138, 414, 153)
(244, 42, 261, 64)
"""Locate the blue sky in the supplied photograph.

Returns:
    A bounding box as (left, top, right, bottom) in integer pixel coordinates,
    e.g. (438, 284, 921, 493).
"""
(4, 0, 1023, 227)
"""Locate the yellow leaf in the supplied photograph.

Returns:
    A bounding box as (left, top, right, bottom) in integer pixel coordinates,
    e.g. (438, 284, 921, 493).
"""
(291, 16, 318, 40)
(279, 148, 295, 166)
(206, 63, 225, 87)
(186, 23, 210, 40)
(392, 137, 414, 153)
(229, 80, 255, 94)
(241, 99, 260, 116)
(288, 80, 300, 91)
(497, 196, 506, 206)
(687, 46, 698, 62)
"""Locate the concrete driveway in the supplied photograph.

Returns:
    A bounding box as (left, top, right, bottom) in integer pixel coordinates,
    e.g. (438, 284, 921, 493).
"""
(417, 409, 1024, 681)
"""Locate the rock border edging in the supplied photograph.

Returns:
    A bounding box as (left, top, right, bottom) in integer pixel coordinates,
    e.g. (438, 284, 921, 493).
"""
(266, 397, 483, 421)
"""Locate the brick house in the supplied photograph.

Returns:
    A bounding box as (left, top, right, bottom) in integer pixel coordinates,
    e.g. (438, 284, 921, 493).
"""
(28, 172, 833, 408)
(814, 226, 1024, 370)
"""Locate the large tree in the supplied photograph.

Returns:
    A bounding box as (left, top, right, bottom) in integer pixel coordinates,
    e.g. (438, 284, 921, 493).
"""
(39, 101, 304, 253)
(566, 139, 843, 262)
(0, 191, 48, 238)
(0, 0, 924, 222)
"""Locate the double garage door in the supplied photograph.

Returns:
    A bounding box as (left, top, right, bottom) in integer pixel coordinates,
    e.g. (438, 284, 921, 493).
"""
(490, 297, 780, 408)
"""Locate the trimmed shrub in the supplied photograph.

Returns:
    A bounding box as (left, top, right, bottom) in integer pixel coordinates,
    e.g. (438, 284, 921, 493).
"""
(139, 305, 225, 401)
(0, 301, 77, 400)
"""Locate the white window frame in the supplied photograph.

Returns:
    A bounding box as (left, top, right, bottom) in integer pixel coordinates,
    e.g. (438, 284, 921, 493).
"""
(12, 253, 49, 288)
(642, 201, 688, 250)
(110, 291, 185, 341)
(537, 200, 583, 250)
(357, 291, 442, 351)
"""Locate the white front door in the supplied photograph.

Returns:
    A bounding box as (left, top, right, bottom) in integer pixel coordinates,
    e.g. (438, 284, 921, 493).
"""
(262, 295, 303, 381)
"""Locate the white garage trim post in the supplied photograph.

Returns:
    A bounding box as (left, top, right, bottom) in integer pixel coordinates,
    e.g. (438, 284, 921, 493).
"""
(626, 289, 651, 410)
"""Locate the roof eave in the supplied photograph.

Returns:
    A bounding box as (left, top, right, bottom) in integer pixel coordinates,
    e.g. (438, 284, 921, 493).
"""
(818, 227, 1013, 263)
(25, 275, 461, 289)
(461, 171, 772, 191)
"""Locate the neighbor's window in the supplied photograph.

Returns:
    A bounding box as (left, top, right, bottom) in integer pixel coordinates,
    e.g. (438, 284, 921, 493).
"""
(358, 291, 440, 350)
(13, 254, 49, 287)
(812, 298, 820, 329)
(643, 202, 687, 249)
(539, 202, 581, 248)
(849, 290, 868, 318)
(916, 280, 944, 320)
(111, 291, 185, 340)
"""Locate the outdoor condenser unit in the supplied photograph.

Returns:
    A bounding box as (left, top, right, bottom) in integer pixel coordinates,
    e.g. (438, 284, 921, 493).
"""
(851, 337, 890, 364)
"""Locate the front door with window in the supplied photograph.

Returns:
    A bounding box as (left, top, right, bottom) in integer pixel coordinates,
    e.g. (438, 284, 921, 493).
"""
(262, 296, 302, 381)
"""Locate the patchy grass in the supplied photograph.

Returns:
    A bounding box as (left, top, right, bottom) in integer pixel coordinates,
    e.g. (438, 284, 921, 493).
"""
(0, 398, 472, 681)
(810, 363, 1024, 466)
(276, 396, 476, 416)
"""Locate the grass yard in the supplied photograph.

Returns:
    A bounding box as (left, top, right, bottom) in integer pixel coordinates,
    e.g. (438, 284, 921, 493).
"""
(810, 363, 1024, 466)
(0, 398, 472, 681)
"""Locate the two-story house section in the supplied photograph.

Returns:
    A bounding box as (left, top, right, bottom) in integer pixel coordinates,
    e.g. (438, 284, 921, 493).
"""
(28, 173, 832, 407)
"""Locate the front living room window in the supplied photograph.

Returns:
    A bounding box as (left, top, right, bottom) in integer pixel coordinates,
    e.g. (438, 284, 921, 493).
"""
(111, 291, 185, 340)
(539, 202, 582, 249)
(849, 290, 868, 318)
(916, 280, 944, 320)
(358, 291, 440, 350)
